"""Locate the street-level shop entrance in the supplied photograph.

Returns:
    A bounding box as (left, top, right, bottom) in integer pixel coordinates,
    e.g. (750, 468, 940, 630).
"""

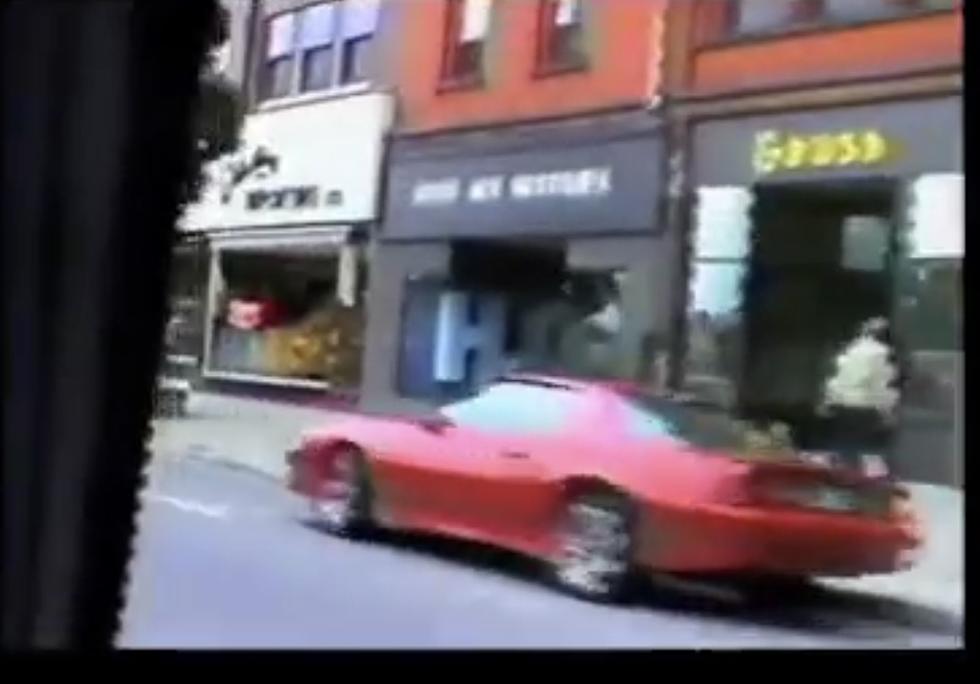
(205, 234, 368, 390)
(686, 96, 962, 485)
(397, 239, 663, 402)
(740, 180, 897, 441)
(363, 110, 670, 412)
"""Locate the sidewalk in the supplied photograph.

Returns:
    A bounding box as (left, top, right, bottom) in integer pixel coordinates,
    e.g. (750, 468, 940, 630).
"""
(149, 391, 964, 620)
(820, 484, 964, 619)
(150, 391, 337, 481)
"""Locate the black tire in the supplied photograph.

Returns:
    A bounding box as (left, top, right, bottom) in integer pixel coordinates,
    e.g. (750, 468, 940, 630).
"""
(726, 574, 818, 605)
(550, 490, 636, 602)
(308, 446, 374, 538)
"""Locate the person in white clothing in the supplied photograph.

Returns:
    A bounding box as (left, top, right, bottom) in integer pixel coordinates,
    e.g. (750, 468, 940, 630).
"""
(820, 317, 899, 475)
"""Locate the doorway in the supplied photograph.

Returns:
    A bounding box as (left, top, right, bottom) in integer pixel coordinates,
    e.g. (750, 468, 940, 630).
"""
(739, 179, 897, 443)
(395, 238, 644, 402)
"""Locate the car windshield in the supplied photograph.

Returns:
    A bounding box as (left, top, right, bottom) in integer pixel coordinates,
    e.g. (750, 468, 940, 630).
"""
(620, 394, 746, 451)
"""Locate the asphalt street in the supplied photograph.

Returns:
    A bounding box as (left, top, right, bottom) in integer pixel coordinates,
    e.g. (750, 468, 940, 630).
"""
(118, 456, 963, 649)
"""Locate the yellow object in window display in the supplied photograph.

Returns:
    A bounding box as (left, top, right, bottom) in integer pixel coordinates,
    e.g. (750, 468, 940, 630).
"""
(265, 328, 327, 378)
(263, 304, 365, 385)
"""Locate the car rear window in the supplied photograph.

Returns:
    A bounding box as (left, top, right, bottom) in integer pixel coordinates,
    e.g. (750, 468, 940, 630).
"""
(440, 381, 581, 435)
(622, 395, 745, 450)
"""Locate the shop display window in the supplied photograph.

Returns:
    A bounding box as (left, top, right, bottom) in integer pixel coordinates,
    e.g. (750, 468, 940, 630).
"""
(208, 251, 366, 387)
(896, 174, 962, 418)
(682, 187, 752, 408)
(396, 252, 660, 401)
(895, 258, 961, 415)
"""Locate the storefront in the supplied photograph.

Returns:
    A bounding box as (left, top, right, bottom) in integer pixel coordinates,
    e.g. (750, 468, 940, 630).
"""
(685, 95, 962, 485)
(166, 233, 210, 364)
(361, 111, 673, 410)
(181, 91, 393, 391)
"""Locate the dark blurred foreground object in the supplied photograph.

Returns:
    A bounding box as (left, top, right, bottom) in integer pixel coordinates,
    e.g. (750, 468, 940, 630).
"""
(1, 0, 219, 648)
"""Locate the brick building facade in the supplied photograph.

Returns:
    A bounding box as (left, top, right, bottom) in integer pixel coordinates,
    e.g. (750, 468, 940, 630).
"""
(180, 0, 962, 486)
(662, 0, 963, 485)
(359, 0, 673, 411)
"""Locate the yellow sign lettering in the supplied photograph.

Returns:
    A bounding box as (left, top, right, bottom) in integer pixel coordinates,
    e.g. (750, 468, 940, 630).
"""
(860, 129, 889, 165)
(752, 128, 898, 175)
(752, 130, 784, 175)
(809, 134, 837, 167)
(782, 136, 808, 169)
(836, 132, 861, 166)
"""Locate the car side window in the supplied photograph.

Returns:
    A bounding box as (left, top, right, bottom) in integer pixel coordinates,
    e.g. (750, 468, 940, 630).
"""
(441, 383, 579, 436)
(621, 403, 683, 442)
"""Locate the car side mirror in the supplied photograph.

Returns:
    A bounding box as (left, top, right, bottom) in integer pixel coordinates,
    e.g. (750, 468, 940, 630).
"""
(417, 415, 452, 434)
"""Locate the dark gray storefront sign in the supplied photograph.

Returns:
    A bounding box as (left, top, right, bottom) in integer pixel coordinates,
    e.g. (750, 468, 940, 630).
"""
(693, 96, 962, 186)
(383, 130, 663, 240)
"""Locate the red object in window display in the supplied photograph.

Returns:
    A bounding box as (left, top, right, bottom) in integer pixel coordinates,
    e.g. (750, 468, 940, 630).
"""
(227, 298, 286, 330)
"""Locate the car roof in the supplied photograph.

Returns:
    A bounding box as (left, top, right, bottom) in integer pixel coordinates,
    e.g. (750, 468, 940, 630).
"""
(495, 374, 721, 410)
(495, 373, 628, 394)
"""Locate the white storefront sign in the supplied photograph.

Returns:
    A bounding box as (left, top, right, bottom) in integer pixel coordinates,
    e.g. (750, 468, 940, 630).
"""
(409, 166, 612, 208)
(181, 91, 394, 232)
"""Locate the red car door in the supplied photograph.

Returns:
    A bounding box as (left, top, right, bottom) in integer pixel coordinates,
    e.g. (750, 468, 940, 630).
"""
(376, 424, 561, 552)
(432, 382, 596, 552)
(459, 430, 562, 552)
(365, 418, 505, 535)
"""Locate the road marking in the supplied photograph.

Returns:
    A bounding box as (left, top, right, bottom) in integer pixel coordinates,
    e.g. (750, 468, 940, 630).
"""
(144, 492, 230, 519)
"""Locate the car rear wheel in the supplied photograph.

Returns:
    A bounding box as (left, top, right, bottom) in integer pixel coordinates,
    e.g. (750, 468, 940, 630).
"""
(309, 446, 373, 538)
(551, 492, 635, 602)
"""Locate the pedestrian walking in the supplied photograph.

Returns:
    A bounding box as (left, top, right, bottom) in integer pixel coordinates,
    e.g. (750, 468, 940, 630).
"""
(819, 317, 900, 476)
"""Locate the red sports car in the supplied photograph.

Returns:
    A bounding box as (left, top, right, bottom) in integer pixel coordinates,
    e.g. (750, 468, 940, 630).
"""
(287, 375, 922, 601)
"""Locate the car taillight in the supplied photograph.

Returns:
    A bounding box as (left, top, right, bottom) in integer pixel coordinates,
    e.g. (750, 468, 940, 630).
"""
(889, 490, 923, 537)
(889, 490, 914, 519)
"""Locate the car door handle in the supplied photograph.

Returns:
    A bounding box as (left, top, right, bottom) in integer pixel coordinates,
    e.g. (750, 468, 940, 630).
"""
(500, 451, 530, 460)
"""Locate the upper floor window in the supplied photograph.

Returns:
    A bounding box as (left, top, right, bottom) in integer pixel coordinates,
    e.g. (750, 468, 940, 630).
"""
(535, 0, 587, 73)
(825, 0, 958, 20)
(264, 13, 297, 99)
(440, 0, 492, 86)
(298, 3, 337, 92)
(732, 0, 821, 34)
(340, 0, 381, 84)
(730, 0, 958, 36)
(260, 0, 380, 103)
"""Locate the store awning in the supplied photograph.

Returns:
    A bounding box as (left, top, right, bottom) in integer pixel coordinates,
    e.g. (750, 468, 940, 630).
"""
(207, 225, 353, 256)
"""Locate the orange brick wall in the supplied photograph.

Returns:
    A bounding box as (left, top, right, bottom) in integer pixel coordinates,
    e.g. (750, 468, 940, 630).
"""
(392, 0, 665, 133)
(666, 3, 961, 98)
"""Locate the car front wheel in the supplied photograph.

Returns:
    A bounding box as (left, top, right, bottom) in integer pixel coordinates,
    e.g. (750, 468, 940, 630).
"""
(550, 492, 635, 602)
